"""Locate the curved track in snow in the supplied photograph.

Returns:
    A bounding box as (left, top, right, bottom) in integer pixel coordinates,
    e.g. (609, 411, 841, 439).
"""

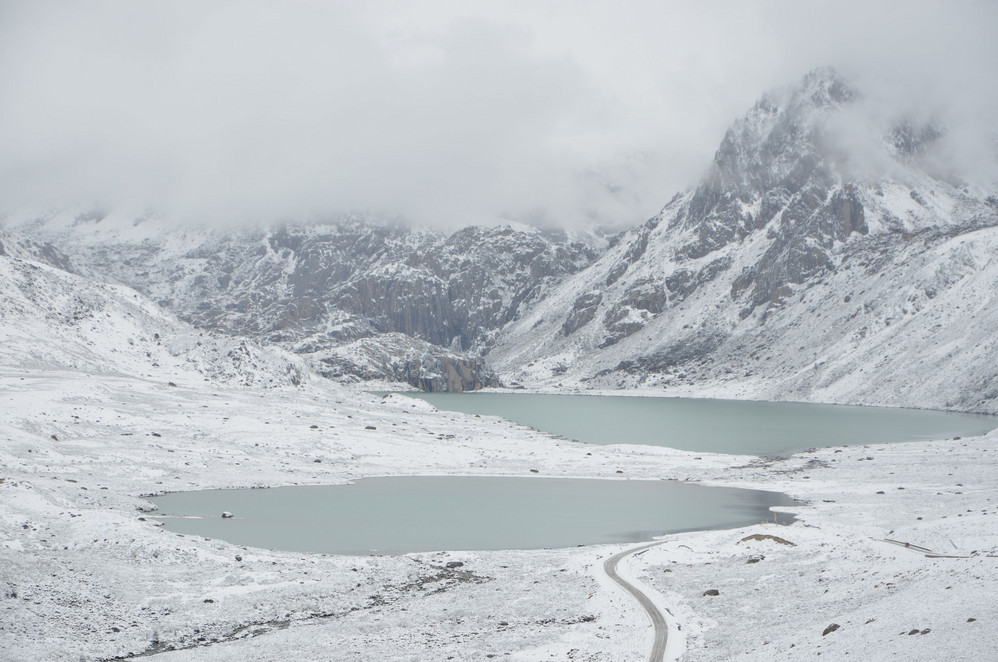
(603, 541, 670, 662)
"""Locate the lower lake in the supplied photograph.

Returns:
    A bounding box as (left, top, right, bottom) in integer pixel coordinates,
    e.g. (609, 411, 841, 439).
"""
(400, 392, 995, 455)
(150, 477, 796, 555)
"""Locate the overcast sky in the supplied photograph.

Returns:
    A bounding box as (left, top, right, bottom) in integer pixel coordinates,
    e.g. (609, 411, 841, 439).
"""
(1, 1, 996, 228)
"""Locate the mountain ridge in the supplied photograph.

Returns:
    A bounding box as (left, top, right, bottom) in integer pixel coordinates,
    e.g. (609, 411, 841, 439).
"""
(489, 68, 998, 412)
(0, 215, 606, 390)
(4, 68, 997, 410)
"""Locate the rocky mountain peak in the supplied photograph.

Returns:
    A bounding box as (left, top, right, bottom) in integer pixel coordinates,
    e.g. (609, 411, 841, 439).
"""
(666, 70, 865, 267)
(795, 66, 856, 108)
(490, 67, 998, 413)
(668, 66, 975, 267)
(690, 68, 858, 218)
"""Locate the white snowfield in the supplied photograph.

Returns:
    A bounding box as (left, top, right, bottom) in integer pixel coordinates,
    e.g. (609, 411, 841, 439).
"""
(1, 252, 997, 661)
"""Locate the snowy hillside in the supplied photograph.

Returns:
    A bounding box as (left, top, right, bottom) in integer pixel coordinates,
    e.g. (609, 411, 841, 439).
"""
(2, 248, 996, 661)
(0, 216, 601, 390)
(0, 251, 308, 388)
(489, 68, 998, 413)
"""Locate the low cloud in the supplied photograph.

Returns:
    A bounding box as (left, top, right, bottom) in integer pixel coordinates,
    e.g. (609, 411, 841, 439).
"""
(1, 1, 996, 228)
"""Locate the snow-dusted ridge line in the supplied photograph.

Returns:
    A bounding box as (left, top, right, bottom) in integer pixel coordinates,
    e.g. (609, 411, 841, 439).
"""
(490, 68, 998, 415)
(0, 214, 606, 391)
(3, 68, 997, 412)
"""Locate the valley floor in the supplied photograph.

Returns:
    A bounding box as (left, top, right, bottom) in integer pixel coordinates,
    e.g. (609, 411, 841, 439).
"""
(1, 369, 996, 661)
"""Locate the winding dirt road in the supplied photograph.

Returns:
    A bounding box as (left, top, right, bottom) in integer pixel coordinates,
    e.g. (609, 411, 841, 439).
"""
(603, 541, 670, 662)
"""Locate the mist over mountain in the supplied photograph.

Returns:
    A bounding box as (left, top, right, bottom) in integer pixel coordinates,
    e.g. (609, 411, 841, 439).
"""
(6, 11, 998, 660)
(2, 2, 996, 229)
(490, 68, 998, 413)
(5, 66, 998, 410)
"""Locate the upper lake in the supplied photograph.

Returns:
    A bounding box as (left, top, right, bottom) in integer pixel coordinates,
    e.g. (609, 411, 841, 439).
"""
(400, 392, 995, 455)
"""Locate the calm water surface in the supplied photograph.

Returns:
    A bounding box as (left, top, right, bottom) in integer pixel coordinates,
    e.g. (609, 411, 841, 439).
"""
(150, 395, 991, 554)
(150, 477, 795, 555)
(402, 392, 995, 455)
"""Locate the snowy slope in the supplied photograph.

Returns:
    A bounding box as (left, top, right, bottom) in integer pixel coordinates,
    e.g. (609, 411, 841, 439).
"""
(1, 215, 602, 389)
(2, 310, 996, 661)
(0, 252, 308, 388)
(489, 68, 998, 413)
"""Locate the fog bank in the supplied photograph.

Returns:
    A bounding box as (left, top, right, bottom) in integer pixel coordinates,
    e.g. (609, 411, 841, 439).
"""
(1, 1, 996, 228)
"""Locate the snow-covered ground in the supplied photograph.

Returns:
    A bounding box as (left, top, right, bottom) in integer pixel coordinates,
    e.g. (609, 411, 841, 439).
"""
(1, 246, 996, 661)
(2, 365, 996, 661)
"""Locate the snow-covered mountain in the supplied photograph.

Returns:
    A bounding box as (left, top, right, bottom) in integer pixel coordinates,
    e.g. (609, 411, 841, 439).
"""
(490, 68, 998, 412)
(1, 218, 603, 390)
(4, 67, 997, 410)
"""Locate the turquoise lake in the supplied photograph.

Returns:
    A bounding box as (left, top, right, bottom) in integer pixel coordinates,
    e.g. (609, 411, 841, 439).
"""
(149, 393, 993, 555)
(400, 392, 995, 455)
(150, 477, 796, 555)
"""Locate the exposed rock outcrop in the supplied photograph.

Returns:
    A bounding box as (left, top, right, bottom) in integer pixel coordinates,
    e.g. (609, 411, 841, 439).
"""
(312, 332, 499, 391)
(6, 218, 600, 390)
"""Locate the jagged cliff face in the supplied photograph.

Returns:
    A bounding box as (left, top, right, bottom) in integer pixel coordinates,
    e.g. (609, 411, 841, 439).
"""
(1, 217, 602, 390)
(489, 68, 998, 413)
(677, 70, 874, 316)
